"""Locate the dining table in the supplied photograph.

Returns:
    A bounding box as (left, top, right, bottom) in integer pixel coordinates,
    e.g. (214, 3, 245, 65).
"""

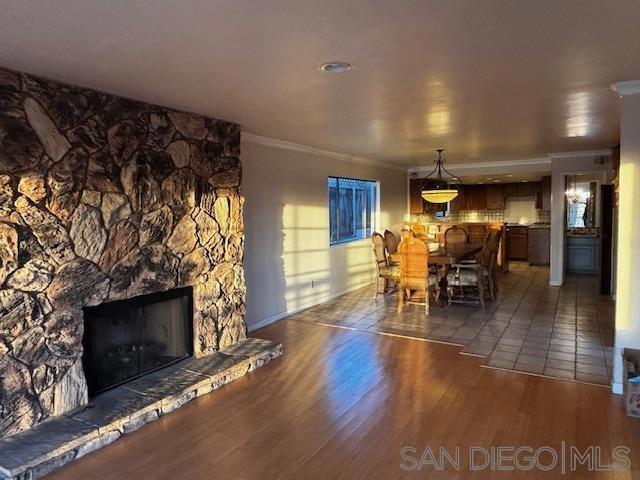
(427, 242, 483, 265)
(389, 242, 482, 266)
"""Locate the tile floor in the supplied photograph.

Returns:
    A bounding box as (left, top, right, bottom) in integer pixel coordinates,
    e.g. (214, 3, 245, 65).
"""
(287, 262, 614, 386)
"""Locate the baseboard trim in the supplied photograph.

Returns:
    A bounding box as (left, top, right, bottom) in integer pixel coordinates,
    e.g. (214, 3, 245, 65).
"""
(247, 280, 374, 332)
(612, 382, 623, 395)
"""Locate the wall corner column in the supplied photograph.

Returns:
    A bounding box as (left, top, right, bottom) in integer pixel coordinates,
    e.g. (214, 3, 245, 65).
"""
(549, 155, 566, 286)
(611, 80, 640, 393)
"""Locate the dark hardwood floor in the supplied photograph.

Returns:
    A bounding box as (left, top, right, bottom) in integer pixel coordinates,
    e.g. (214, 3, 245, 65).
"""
(46, 317, 639, 479)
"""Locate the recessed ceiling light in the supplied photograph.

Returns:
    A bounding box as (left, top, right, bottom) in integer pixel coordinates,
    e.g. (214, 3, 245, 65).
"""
(319, 61, 352, 73)
(505, 174, 514, 177)
(521, 180, 528, 183)
(486, 178, 493, 181)
(493, 180, 501, 183)
(478, 182, 484, 184)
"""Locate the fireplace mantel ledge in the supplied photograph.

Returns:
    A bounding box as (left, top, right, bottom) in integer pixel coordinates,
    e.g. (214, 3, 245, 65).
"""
(0, 337, 283, 480)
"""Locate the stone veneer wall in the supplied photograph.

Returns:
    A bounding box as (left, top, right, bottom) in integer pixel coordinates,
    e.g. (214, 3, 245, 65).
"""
(0, 67, 247, 438)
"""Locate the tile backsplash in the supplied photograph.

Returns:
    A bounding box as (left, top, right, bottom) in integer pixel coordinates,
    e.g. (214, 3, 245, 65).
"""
(410, 209, 551, 224)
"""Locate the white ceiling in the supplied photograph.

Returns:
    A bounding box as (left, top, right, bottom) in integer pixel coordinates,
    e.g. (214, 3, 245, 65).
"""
(1, 0, 639, 167)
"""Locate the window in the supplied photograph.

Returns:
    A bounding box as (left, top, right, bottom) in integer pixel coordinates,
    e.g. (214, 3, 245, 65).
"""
(328, 177, 377, 245)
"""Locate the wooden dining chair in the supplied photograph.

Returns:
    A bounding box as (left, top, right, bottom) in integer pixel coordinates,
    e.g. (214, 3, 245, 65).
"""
(397, 237, 438, 315)
(460, 232, 491, 264)
(484, 229, 503, 300)
(451, 230, 502, 305)
(414, 232, 432, 244)
(400, 229, 415, 240)
(411, 224, 427, 235)
(384, 229, 398, 254)
(445, 259, 488, 310)
(372, 232, 399, 300)
(444, 226, 468, 245)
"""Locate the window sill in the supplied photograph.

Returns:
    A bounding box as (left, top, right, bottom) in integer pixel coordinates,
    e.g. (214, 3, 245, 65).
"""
(330, 237, 370, 248)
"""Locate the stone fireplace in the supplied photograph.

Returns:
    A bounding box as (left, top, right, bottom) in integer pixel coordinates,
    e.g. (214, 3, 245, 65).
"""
(0, 66, 249, 439)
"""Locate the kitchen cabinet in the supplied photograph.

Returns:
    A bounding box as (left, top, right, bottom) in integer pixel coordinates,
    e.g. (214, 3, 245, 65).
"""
(465, 185, 486, 210)
(567, 235, 600, 274)
(485, 184, 504, 210)
(409, 178, 424, 214)
(506, 226, 528, 260)
(540, 176, 551, 210)
(517, 182, 537, 196)
(501, 182, 542, 198)
(448, 185, 466, 213)
(503, 183, 519, 197)
(528, 227, 550, 265)
(431, 180, 545, 212)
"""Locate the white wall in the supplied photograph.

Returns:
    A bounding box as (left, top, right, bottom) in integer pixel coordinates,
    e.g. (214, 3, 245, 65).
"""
(548, 153, 612, 286)
(241, 138, 407, 330)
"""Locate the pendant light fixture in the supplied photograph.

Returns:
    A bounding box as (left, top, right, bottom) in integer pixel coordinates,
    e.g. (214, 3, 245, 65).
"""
(421, 149, 459, 203)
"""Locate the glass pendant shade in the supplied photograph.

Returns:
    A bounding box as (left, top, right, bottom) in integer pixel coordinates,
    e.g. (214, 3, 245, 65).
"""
(421, 188, 459, 203)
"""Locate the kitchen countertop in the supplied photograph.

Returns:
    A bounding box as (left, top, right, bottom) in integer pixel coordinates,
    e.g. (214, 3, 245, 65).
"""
(505, 223, 550, 228)
(405, 221, 506, 226)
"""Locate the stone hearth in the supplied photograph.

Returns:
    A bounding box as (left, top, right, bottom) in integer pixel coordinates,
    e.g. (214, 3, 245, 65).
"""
(0, 338, 283, 480)
(0, 66, 249, 438)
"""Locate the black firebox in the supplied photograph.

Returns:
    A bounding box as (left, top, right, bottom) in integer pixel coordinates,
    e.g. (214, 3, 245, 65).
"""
(82, 287, 193, 397)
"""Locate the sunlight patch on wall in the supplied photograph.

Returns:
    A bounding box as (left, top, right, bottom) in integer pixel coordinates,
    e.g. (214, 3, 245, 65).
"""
(282, 204, 330, 310)
(615, 162, 636, 331)
(281, 203, 377, 313)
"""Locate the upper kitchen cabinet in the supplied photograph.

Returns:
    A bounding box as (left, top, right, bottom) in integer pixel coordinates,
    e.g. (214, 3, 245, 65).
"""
(540, 176, 551, 210)
(502, 183, 519, 197)
(517, 181, 538, 196)
(448, 185, 466, 213)
(409, 178, 424, 214)
(485, 184, 504, 210)
(465, 185, 486, 210)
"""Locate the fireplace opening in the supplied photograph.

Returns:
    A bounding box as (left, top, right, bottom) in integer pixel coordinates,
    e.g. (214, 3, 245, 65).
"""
(82, 287, 194, 397)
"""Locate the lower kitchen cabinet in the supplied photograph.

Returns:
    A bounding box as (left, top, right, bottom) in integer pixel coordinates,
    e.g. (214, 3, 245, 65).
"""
(528, 227, 550, 265)
(506, 226, 528, 260)
(566, 235, 600, 274)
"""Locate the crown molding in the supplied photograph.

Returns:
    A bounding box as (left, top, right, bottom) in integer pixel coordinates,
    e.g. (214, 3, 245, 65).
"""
(547, 149, 612, 159)
(241, 133, 407, 171)
(408, 149, 613, 174)
(407, 156, 550, 174)
(611, 80, 640, 96)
